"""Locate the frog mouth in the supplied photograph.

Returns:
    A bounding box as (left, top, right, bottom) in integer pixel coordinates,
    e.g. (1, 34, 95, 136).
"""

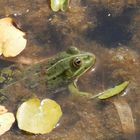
(83, 60, 96, 75)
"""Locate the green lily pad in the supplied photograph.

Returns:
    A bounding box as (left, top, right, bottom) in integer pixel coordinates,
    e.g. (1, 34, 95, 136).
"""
(0, 112, 15, 135)
(16, 97, 62, 134)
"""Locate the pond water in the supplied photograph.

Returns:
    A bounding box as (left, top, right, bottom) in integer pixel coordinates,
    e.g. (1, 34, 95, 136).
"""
(0, 0, 140, 140)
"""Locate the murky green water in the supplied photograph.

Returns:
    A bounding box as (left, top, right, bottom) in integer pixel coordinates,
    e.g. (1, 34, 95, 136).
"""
(0, 0, 140, 140)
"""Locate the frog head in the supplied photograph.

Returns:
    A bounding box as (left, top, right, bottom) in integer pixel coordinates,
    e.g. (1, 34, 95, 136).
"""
(46, 47, 96, 89)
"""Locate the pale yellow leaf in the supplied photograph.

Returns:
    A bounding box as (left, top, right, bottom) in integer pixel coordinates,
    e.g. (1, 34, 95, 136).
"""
(16, 97, 62, 134)
(0, 112, 15, 135)
(0, 17, 27, 57)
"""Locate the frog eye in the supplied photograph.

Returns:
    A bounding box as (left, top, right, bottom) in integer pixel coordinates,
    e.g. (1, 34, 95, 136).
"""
(72, 57, 82, 68)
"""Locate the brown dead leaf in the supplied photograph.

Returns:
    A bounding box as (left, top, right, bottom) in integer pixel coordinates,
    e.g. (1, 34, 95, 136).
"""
(0, 105, 8, 115)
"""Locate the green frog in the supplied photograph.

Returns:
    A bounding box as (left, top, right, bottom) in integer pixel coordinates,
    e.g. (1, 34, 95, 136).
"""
(0, 46, 129, 101)
(0, 47, 95, 99)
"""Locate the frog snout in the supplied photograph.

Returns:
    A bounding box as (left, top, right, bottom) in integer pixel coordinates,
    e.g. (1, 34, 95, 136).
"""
(87, 53, 96, 64)
(83, 53, 96, 69)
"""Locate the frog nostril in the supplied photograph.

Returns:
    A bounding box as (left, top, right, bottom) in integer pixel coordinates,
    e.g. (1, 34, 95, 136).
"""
(87, 55, 92, 60)
(53, 77, 56, 80)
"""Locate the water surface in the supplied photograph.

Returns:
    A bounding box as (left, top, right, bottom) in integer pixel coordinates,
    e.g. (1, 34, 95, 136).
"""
(0, 0, 140, 140)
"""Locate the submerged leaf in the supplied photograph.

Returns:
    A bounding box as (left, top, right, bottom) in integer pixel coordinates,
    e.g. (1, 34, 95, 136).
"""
(98, 81, 129, 99)
(0, 112, 15, 135)
(16, 97, 62, 134)
(0, 17, 27, 57)
(113, 100, 136, 140)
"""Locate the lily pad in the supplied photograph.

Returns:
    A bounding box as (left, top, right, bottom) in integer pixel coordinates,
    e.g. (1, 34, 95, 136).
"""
(0, 112, 15, 135)
(16, 97, 62, 134)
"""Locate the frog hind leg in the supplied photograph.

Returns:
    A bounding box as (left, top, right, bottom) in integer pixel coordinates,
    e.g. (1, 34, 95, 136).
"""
(0, 92, 8, 103)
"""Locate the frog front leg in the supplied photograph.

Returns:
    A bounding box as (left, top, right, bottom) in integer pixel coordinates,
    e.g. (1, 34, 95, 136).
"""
(68, 82, 92, 98)
(68, 81, 129, 100)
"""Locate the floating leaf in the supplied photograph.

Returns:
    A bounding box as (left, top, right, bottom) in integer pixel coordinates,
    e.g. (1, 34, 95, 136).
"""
(0, 17, 27, 57)
(16, 97, 62, 134)
(60, 0, 69, 11)
(51, 0, 69, 12)
(51, 0, 61, 12)
(98, 81, 129, 99)
(0, 112, 15, 135)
